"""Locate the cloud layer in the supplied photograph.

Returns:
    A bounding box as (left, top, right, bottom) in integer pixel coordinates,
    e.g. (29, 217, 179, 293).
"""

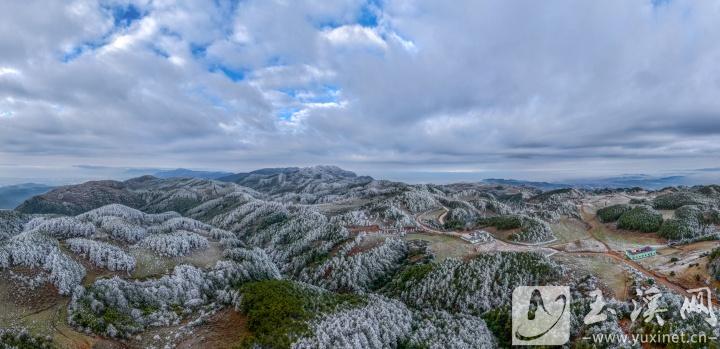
(2, 0, 720, 179)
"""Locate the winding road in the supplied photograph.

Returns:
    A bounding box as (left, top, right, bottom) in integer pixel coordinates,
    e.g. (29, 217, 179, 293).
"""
(411, 205, 714, 303)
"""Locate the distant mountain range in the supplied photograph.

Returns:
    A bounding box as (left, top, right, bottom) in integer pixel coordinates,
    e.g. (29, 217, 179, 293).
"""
(0, 183, 54, 209)
(152, 168, 234, 180)
(148, 167, 706, 191)
(481, 178, 571, 191)
(484, 175, 695, 191)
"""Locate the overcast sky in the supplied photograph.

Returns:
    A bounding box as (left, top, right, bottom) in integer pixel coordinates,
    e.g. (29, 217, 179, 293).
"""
(1, 0, 720, 184)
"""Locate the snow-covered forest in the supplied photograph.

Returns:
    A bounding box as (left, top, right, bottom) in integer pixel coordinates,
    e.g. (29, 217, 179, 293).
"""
(3, 167, 720, 348)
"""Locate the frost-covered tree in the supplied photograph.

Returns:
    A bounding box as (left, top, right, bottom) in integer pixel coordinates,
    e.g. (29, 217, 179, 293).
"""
(69, 252, 281, 338)
(390, 188, 439, 214)
(135, 230, 209, 257)
(406, 310, 497, 349)
(212, 201, 350, 277)
(509, 216, 555, 243)
(66, 238, 136, 272)
(385, 252, 561, 314)
(1, 231, 85, 294)
(306, 236, 409, 292)
(77, 204, 149, 224)
(293, 295, 412, 349)
(146, 217, 211, 235)
(0, 210, 29, 241)
(99, 216, 147, 243)
(25, 216, 95, 238)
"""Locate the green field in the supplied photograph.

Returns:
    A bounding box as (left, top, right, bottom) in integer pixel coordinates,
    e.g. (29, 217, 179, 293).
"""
(403, 233, 475, 260)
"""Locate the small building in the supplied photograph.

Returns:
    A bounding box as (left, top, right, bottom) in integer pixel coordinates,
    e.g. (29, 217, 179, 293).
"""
(625, 246, 656, 260)
(461, 230, 493, 245)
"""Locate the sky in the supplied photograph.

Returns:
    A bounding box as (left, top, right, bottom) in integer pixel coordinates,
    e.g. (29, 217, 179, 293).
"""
(1, 0, 720, 185)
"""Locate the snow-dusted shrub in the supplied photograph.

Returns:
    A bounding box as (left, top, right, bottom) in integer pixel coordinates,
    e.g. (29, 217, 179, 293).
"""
(8, 270, 48, 288)
(25, 216, 95, 238)
(307, 236, 408, 292)
(66, 238, 136, 272)
(0, 328, 55, 349)
(406, 310, 497, 349)
(293, 295, 412, 349)
(136, 231, 208, 257)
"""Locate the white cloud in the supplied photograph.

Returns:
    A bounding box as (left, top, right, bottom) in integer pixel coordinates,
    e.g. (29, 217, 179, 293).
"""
(323, 25, 387, 49)
(0, 67, 20, 76)
(1, 0, 720, 180)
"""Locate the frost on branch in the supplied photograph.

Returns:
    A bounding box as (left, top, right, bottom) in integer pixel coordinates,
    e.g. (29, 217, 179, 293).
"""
(66, 238, 136, 272)
(0, 210, 29, 241)
(1, 231, 85, 294)
(0, 247, 9, 268)
(385, 252, 561, 314)
(329, 210, 372, 227)
(406, 310, 497, 349)
(212, 201, 349, 277)
(293, 295, 412, 349)
(25, 216, 96, 239)
(146, 217, 211, 235)
(99, 216, 147, 243)
(307, 236, 409, 292)
(136, 230, 209, 257)
(77, 204, 148, 224)
(509, 216, 555, 244)
(69, 255, 280, 337)
(390, 188, 439, 214)
(223, 247, 282, 281)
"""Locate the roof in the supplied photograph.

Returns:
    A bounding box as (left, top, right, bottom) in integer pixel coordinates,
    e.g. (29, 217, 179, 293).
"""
(627, 246, 655, 254)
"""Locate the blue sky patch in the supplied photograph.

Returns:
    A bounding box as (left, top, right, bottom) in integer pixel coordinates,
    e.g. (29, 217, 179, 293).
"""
(277, 107, 301, 120)
(110, 4, 143, 28)
(211, 65, 246, 82)
(358, 2, 379, 27)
